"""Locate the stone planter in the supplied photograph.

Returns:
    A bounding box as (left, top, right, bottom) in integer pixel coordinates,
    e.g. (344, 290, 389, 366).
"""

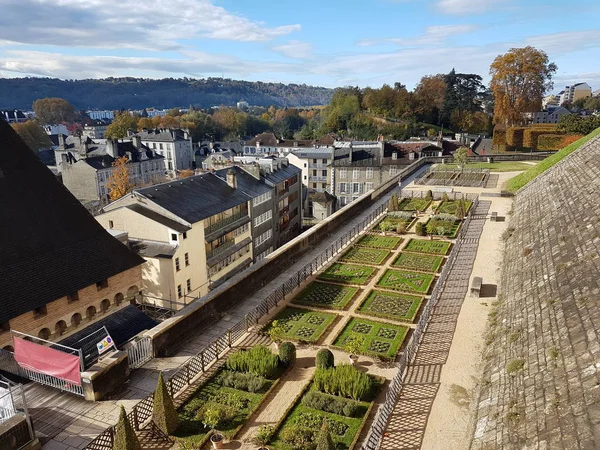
(349, 355, 359, 365)
(211, 433, 224, 449)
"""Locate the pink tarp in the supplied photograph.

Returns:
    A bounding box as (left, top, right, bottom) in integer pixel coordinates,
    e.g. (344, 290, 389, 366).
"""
(13, 336, 81, 386)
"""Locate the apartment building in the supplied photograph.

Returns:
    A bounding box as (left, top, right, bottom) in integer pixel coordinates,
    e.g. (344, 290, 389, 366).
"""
(559, 82, 592, 105)
(243, 132, 313, 156)
(134, 128, 194, 176)
(527, 106, 572, 124)
(263, 164, 302, 247)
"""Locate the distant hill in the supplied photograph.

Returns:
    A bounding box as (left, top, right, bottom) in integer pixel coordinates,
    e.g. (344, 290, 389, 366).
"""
(0, 77, 334, 110)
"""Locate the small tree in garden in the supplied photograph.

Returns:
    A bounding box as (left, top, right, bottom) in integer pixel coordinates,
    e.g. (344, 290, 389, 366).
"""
(436, 226, 447, 236)
(268, 320, 286, 344)
(453, 147, 469, 170)
(316, 420, 335, 450)
(278, 341, 296, 367)
(253, 425, 275, 447)
(425, 190, 433, 201)
(396, 223, 407, 234)
(344, 336, 363, 362)
(380, 220, 394, 235)
(316, 349, 335, 369)
(388, 193, 399, 212)
(113, 406, 141, 450)
(415, 222, 427, 236)
(442, 192, 449, 202)
(153, 372, 180, 435)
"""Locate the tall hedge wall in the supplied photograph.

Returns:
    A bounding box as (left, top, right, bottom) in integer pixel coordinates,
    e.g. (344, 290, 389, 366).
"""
(538, 133, 585, 151)
(506, 127, 526, 149)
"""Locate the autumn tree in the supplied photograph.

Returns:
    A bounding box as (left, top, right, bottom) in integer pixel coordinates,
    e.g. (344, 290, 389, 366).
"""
(138, 117, 154, 130)
(490, 46, 557, 126)
(32, 97, 77, 124)
(453, 147, 469, 169)
(106, 156, 133, 201)
(106, 112, 139, 139)
(11, 120, 53, 154)
(178, 169, 195, 178)
(413, 74, 446, 124)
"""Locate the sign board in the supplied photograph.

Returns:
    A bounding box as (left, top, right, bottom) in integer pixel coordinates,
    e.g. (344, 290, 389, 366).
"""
(433, 187, 453, 193)
(96, 335, 115, 355)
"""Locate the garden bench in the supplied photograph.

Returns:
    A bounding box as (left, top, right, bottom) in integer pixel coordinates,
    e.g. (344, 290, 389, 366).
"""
(471, 277, 482, 298)
(490, 212, 497, 222)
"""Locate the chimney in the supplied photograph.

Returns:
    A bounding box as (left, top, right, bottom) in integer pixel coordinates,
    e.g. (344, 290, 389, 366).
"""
(226, 169, 237, 189)
(132, 135, 141, 149)
(58, 133, 65, 149)
(79, 141, 88, 158)
(106, 139, 118, 158)
(392, 151, 398, 160)
(348, 142, 353, 163)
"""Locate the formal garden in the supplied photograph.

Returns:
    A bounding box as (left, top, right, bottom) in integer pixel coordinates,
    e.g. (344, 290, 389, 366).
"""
(355, 234, 403, 250)
(291, 282, 359, 310)
(332, 317, 408, 359)
(392, 252, 443, 273)
(424, 215, 461, 238)
(357, 289, 423, 323)
(339, 247, 391, 266)
(403, 238, 451, 255)
(398, 197, 431, 211)
(318, 263, 377, 285)
(435, 199, 472, 215)
(264, 307, 337, 343)
(376, 269, 435, 294)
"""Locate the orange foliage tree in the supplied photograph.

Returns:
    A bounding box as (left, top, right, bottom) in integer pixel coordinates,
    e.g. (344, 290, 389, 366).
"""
(106, 156, 133, 201)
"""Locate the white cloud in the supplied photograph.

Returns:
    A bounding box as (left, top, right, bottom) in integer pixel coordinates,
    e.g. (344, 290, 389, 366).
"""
(524, 30, 600, 55)
(359, 24, 478, 47)
(272, 41, 313, 59)
(435, 0, 509, 15)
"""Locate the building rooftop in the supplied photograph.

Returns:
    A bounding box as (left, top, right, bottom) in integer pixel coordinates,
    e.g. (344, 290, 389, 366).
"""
(214, 166, 272, 198)
(262, 163, 302, 185)
(0, 120, 144, 325)
(135, 129, 189, 142)
(126, 204, 190, 232)
(290, 148, 333, 159)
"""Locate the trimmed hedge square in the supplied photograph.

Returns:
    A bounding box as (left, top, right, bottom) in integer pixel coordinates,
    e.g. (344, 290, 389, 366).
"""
(339, 247, 391, 266)
(392, 252, 443, 273)
(358, 289, 423, 322)
(291, 282, 359, 310)
(425, 218, 460, 238)
(356, 234, 403, 249)
(264, 307, 336, 343)
(398, 198, 431, 211)
(404, 238, 451, 255)
(318, 263, 376, 285)
(376, 269, 435, 294)
(435, 200, 473, 215)
(333, 317, 408, 359)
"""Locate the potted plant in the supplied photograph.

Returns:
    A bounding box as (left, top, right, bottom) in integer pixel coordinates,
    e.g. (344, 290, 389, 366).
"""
(268, 320, 286, 350)
(344, 336, 363, 365)
(203, 406, 225, 449)
(253, 424, 274, 450)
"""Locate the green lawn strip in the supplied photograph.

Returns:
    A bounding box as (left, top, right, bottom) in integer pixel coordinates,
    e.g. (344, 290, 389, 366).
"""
(264, 307, 337, 343)
(440, 162, 535, 172)
(318, 263, 377, 285)
(392, 252, 443, 273)
(398, 198, 431, 211)
(435, 200, 473, 215)
(355, 234, 403, 249)
(423, 218, 461, 238)
(376, 269, 435, 294)
(291, 281, 359, 310)
(339, 247, 392, 266)
(174, 371, 279, 447)
(507, 127, 600, 193)
(332, 317, 408, 359)
(404, 238, 451, 255)
(357, 289, 423, 323)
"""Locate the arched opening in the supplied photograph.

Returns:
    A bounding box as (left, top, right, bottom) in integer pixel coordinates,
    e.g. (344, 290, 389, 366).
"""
(114, 292, 124, 306)
(86, 306, 97, 321)
(38, 328, 51, 340)
(71, 313, 82, 328)
(100, 299, 110, 313)
(2, 345, 14, 352)
(126, 285, 139, 302)
(55, 320, 67, 336)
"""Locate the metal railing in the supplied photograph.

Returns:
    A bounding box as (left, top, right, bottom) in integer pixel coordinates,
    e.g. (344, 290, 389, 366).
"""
(206, 239, 235, 260)
(204, 211, 249, 236)
(0, 377, 35, 449)
(127, 337, 153, 370)
(360, 195, 479, 450)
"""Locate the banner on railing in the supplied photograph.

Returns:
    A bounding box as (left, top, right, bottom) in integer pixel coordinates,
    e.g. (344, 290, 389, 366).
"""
(13, 337, 81, 386)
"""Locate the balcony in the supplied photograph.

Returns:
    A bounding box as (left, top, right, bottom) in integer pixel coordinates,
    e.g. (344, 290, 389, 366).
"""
(310, 176, 328, 182)
(207, 238, 252, 267)
(206, 239, 235, 260)
(308, 163, 328, 169)
(204, 211, 250, 242)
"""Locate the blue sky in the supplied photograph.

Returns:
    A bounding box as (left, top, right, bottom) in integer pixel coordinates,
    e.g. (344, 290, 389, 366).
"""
(1, 0, 599, 93)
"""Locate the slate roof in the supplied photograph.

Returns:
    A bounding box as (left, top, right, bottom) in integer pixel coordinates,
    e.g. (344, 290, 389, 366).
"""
(309, 191, 335, 203)
(135, 173, 251, 223)
(133, 240, 177, 258)
(290, 148, 333, 159)
(126, 204, 190, 232)
(214, 166, 271, 198)
(136, 129, 188, 142)
(0, 120, 145, 325)
(246, 132, 313, 148)
(262, 164, 301, 185)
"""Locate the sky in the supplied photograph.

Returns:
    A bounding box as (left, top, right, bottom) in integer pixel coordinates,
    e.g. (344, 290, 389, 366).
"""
(1, 0, 600, 93)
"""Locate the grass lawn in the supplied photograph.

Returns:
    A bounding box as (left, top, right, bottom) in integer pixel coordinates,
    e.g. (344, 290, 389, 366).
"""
(440, 162, 535, 172)
(507, 127, 600, 192)
(435, 200, 473, 215)
(376, 269, 435, 294)
(318, 263, 377, 285)
(356, 234, 403, 249)
(358, 289, 423, 323)
(291, 282, 359, 310)
(339, 247, 391, 266)
(333, 317, 408, 359)
(404, 238, 451, 255)
(264, 307, 337, 343)
(392, 252, 443, 273)
(424, 218, 461, 238)
(398, 198, 431, 211)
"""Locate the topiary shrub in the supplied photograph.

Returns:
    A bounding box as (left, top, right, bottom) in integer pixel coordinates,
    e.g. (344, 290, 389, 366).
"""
(316, 420, 335, 450)
(280, 425, 317, 450)
(313, 364, 375, 401)
(301, 391, 360, 417)
(278, 341, 296, 367)
(316, 349, 334, 370)
(153, 372, 180, 435)
(415, 222, 426, 236)
(226, 345, 279, 379)
(113, 406, 141, 450)
(425, 190, 433, 201)
(506, 127, 526, 149)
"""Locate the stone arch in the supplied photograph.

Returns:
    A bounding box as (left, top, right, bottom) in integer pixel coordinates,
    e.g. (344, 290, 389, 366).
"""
(71, 313, 82, 328)
(86, 306, 97, 321)
(38, 328, 51, 340)
(114, 292, 124, 306)
(55, 320, 67, 336)
(126, 285, 139, 302)
(2, 345, 14, 352)
(100, 299, 111, 313)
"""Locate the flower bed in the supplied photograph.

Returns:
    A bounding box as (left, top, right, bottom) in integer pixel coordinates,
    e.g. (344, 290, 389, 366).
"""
(339, 247, 391, 266)
(398, 198, 431, 211)
(318, 263, 377, 285)
(404, 238, 451, 255)
(424, 218, 461, 238)
(392, 252, 443, 273)
(376, 269, 435, 294)
(332, 317, 408, 359)
(355, 234, 403, 249)
(435, 200, 473, 215)
(264, 307, 337, 343)
(291, 282, 359, 310)
(357, 289, 423, 322)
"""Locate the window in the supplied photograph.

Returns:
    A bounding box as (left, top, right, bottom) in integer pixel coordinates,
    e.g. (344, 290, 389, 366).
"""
(312, 183, 317, 189)
(183, 232, 187, 239)
(152, 143, 156, 149)
(96, 279, 108, 290)
(86, 306, 97, 320)
(159, 143, 163, 150)
(177, 285, 182, 298)
(168, 151, 172, 160)
(338, 182, 347, 193)
(322, 170, 327, 176)
(108, 220, 114, 229)
(390, 166, 398, 176)
(352, 168, 360, 179)
(252, 191, 272, 207)
(100, 299, 110, 313)
(255, 229, 273, 247)
(38, 328, 51, 340)
(313, 158, 317, 163)
(254, 210, 272, 227)
(304, 175, 307, 180)
(171, 233, 178, 241)
(186, 279, 191, 292)
(340, 168, 347, 179)
(322, 159, 327, 164)
(366, 168, 374, 179)
(366, 182, 374, 191)
(185, 253, 189, 266)
(175, 257, 180, 271)
(67, 292, 79, 303)
(352, 182, 361, 194)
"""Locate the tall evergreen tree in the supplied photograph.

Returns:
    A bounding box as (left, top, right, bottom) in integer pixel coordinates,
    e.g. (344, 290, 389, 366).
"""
(152, 372, 180, 435)
(113, 406, 141, 450)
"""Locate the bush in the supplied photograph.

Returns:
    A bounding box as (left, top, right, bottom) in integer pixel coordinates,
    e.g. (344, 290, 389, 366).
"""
(523, 126, 560, 150)
(315, 349, 334, 370)
(153, 372, 180, 435)
(217, 370, 266, 393)
(538, 133, 584, 151)
(302, 391, 360, 417)
(226, 345, 279, 379)
(313, 364, 375, 401)
(253, 424, 275, 446)
(415, 222, 426, 236)
(199, 403, 236, 429)
(425, 190, 433, 200)
(492, 126, 506, 145)
(506, 127, 526, 149)
(278, 342, 296, 367)
(387, 211, 413, 219)
(280, 425, 317, 450)
(316, 421, 335, 450)
(441, 192, 449, 202)
(113, 406, 142, 450)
